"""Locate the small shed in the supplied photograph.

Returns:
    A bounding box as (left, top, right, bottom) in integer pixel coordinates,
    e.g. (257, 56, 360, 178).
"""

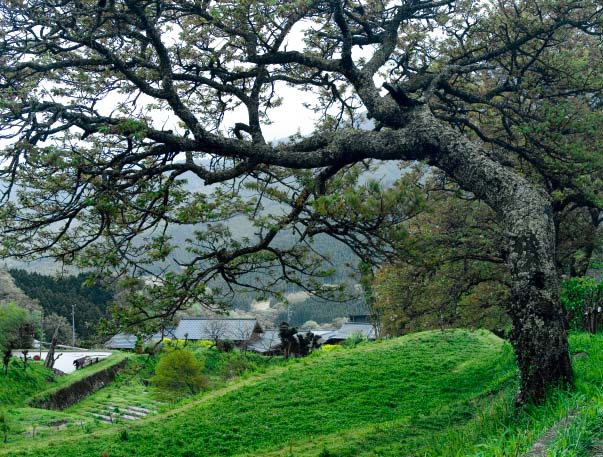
(105, 333, 138, 350)
(348, 314, 372, 324)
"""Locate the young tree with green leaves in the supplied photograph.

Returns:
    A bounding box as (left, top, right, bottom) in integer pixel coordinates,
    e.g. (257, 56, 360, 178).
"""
(1, 0, 603, 402)
(0, 303, 33, 374)
(151, 348, 207, 399)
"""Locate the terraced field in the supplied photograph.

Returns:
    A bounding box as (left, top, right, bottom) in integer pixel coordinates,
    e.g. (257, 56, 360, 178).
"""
(67, 381, 162, 424)
(4, 331, 603, 456)
(2, 330, 519, 456)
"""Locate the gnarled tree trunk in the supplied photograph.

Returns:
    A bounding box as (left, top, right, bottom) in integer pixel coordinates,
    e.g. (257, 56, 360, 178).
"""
(307, 104, 574, 402)
(502, 189, 573, 403)
(407, 108, 573, 402)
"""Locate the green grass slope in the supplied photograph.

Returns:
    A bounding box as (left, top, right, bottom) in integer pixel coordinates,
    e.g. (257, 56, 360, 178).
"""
(2, 329, 518, 456)
(0, 353, 131, 445)
(0, 360, 54, 407)
(1, 352, 127, 408)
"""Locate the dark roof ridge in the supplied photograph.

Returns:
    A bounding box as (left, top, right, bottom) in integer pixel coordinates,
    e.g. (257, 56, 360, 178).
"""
(179, 317, 257, 321)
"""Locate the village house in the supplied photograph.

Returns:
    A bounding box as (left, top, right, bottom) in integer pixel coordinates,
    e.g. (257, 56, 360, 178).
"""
(173, 317, 263, 346)
(246, 324, 377, 354)
(106, 317, 377, 354)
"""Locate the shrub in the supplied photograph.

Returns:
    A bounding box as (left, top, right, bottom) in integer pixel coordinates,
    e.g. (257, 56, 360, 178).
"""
(151, 349, 207, 399)
(320, 344, 342, 353)
(342, 331, 368, 348)
(217, 339, 235, 352)
(222, 357, 253, 380)
(561, 276, 603, 332)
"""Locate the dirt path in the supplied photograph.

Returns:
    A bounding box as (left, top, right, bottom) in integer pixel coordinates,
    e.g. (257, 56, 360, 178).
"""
(523, 413, 576, 456)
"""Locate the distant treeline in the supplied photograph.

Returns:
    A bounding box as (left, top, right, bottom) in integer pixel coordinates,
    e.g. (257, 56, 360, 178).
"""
(275, 296, 368, 327)
(9, 269, 113, 342)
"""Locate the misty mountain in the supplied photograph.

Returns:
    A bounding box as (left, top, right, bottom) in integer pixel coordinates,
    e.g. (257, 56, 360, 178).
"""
(0, 265, 41, 314)
(3, 160, 410, 324)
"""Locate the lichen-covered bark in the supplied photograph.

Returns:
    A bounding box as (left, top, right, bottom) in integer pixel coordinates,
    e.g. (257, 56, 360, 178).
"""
(405, 108, 573, 402)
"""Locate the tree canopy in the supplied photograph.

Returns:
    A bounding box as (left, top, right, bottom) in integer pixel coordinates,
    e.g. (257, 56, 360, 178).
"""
(1, 0, 603, 402)
(370, 178, 512, 337)
(0, 303, 33, 374)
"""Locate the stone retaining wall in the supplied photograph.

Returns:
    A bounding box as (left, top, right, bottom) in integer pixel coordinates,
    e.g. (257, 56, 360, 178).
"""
(29, 358, 128, 410)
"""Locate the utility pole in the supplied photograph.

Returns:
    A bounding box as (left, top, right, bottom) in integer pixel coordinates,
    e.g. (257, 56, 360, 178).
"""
(71, 303, 75, 348)
(39, 309, 44, 358)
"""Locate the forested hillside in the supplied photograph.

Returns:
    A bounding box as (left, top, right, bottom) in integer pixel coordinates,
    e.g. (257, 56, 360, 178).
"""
(9, 270, 113, 343)
(273, 293, 367, 326)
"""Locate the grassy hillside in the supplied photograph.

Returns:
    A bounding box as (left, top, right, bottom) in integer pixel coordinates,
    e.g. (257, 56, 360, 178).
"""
(0, 360, 54, 407)
(1, 353, 127, 407)
(0, 353, 131, 445)
(2, 329, 517, 456)
(3, 330, 603, 456)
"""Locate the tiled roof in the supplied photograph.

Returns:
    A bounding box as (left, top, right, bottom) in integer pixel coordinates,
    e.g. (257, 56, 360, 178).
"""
(313, 330, 338, 344)
(105, 333, 137, 349)
(328, 323, 376, 340)
(246, 330, 280, 353)
(105, 328, 176, 349)
(174, 318, 262, 341)
(246, 329, 335, 353)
